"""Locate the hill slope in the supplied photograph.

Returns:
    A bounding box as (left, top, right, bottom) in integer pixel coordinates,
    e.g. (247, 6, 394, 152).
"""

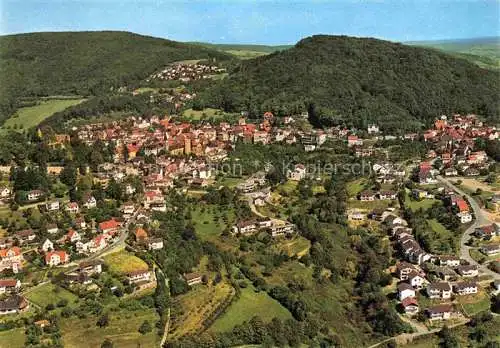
(200, 35, 499, 131)
(0, 31, 231, 123)
(192, 42, 293, 59)
(409, 37, 500, 70)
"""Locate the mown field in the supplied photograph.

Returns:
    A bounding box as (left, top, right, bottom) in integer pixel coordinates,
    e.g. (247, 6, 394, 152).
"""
(103, 250, 149, 275)
(59, 310, 159, 348)
(191, 205, 236, 244)
(0, 327, 25, 348)
(25, 282, 79, 309)
(1, 98, 85, 131)
(404, 189, 441, 212)
(210, 283, 292, 332)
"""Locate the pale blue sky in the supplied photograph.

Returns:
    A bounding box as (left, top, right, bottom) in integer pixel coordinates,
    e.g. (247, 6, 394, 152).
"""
(1, 0, 499, 44)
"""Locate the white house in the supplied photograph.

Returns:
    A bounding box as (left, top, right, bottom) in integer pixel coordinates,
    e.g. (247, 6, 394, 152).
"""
(453, 282, 478, 296)
(45, 201, 60, 212)
(0, 279, 21, 294)
(47, 224, 59, 235)
(408, 272, 426, 289)
(287, 164, 307, 181)
(0, 187, 11, 199)
(148, 238, 164, 250)
(427, 282, 452, 299)
(66, 230, 81, 243)
(65, 202, 79, 214)
(397, 283, 416, 300)
(83, 196, 97, 209)
(232, 220, 258, 235)
(41, 239, 54, 252)
(45, 251, 69, 266)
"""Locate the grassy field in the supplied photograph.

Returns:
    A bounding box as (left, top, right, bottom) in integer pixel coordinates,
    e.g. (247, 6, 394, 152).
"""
(225, 49, 269, 59)
(404, 189, 441, 212)
(428, 219, 450, 235)
(346, 178, 368, 197)
(191, 205, 236, 244)
(133, 87, 159, 94)
(276, 180, 298, 196)
(459, 292, 492, 316)
(181, 107, 234, 121)
(406, 315, 500, 348)
(215, 176, 246, 189)
(169, 274, 235, 339)
(209, 283, 292, 332)
(25, 282, 79, 309)
(0, 327, 25, 348)
(59, 310, 159, 348)
(103, 251, 149, 275)
(410, 37, 500, 70)
(2, 98, 85, 131)
(274, 236, 311, 258)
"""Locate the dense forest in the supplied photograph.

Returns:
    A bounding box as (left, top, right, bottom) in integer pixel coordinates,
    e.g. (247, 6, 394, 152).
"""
(0, 31, 231, 124)
(196, 35, 500, 132)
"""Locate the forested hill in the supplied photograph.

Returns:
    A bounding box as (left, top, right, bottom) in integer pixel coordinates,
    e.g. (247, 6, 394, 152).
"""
(199, 35, 499, 132)
(0, 31, 231, 123)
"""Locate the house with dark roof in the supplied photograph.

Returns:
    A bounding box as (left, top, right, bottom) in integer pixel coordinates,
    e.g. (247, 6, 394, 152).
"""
(397, 283, 415, 300)
(453, 282, 478, 296)
(0, 295, 29, 315)
(426, 282, 452, 299)
(426, 304, 455, 320)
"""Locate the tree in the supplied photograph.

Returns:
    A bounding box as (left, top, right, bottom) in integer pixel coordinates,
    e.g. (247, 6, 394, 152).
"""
(138, 320, 152, 334)
(59, 162, 77, 187)
(438, 326, 459, 348)
(97, 313, 109, 327)
(101, 339, 114, 348)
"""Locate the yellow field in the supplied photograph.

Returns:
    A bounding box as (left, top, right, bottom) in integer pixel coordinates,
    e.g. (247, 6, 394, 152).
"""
(2, 98, 85, 131)
(103, 251, 149, 275)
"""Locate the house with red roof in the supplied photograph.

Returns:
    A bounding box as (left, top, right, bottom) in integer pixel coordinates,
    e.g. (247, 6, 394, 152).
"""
(66, 230, 81, 243)
(89, 235, 107, 253)
(65, 202, 79, 214)
(45, 251, 69, 266)
(456, 199, 472, 223)
(401, 297, 419, 314)
(0, 279, 21, 294)
(347, 135, 362, 147)
(98, 219, 120, 234)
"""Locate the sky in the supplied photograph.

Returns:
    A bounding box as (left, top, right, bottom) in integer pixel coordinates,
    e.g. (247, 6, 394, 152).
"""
(1, 0, 499, 45)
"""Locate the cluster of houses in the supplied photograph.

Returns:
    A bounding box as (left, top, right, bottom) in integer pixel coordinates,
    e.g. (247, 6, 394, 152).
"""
(232, 218, 295, 238)
(0, 217, 124, 279)
(372, 163, 406, 184)
(133, 227, 164, 251)
(0, 277, 27, 316)
(147, 63, 226, 82)
(236, 173, 267, 193)
(448, 192, 473, 224)
(424, 114, 496, 177)
(396, 256, 483, 320)
(473, 224, 500, 258)
(358, 190, 398, 201)
(381, 208, 484, 321)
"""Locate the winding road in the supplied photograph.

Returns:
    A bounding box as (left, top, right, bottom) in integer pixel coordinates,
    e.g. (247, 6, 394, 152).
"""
(437, 175, 499, 281)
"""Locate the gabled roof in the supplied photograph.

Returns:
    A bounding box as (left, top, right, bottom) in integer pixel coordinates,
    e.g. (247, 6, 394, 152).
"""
(401, 297, 418, 307)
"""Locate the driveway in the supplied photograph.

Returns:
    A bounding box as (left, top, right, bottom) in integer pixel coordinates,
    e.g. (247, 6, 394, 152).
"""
(437, 175, 499, 281)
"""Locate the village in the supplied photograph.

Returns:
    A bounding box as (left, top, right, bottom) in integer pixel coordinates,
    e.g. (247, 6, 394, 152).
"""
(0, 107, 497, 346)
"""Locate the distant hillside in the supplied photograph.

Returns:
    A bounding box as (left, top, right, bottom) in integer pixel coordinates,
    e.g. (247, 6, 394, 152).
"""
(0, 31, 232, 124)
(192, 42, 293, 59)
(199, 35, 499, 132)
(408, 37, 500, 70)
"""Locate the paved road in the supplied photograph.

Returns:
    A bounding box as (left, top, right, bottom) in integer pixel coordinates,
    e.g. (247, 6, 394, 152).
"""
(367, 318, 469, 348)
(63, 208, 140, 273)
(437, 175, 499, 281)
